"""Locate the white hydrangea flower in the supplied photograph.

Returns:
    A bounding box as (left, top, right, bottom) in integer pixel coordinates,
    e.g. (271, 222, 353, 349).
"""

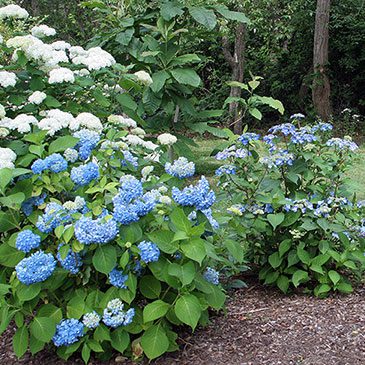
(31, 25, 57, 39)
(51, 41, 71, 51)
(69, 46, 87, 59)
(131, 127, 146, 136)
(12, 114, 38, 133)
(141, 166, 154, 179)
(0, 34, 3, 44)
(38, 117, 63, 136)
(0, 147, 16, 169)
(107, 114, 137, 128)
(134, 70, 153, 86)
(142, 141, 158, 150)
(72, 47, 115, 71)
(157, 133, 177, 146)
(38, 109, 75, 135)
(159, 196, 172, 205)
(28, 91, 47, 105)
(124, 134, 144, 146)
(48, 67, 75, 84)
(145, 152, 161, 163)
(0, 104, 5, 119)
(0, 128, 9, 137)
(73, 68, 90, 77)
(0, 71, 17, 88)
(74, 112, 103, 132)
(0, 5, 29, 20)
(64, 148, 78, 162)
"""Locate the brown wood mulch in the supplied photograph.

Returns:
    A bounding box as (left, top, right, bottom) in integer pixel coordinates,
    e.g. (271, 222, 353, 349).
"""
(2, 281, 365, 365)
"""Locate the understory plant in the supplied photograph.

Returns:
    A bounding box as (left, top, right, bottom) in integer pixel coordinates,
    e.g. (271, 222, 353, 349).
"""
(215, 114, 365, 296)
(0, 5, 226, 362)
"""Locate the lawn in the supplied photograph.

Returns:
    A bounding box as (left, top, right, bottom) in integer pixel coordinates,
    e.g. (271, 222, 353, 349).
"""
(193, 138, 365, 199)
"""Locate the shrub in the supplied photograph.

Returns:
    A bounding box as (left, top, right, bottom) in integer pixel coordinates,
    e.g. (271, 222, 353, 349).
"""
(215, 114, 365, 296)
(0, 6, 226, 362)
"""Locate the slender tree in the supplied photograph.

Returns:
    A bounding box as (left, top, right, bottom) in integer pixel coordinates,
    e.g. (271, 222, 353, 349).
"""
(312, 0, 331, 120)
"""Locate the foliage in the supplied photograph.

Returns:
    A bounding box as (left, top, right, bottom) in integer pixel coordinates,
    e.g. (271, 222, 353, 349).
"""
(215, 116, 365, 296)
(0, 7, 228, 362)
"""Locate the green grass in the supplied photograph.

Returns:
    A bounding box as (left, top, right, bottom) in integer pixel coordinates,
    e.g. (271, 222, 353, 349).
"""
(192, 139, 365, 199)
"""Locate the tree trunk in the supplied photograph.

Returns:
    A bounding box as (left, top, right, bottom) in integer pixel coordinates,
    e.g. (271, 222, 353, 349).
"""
(223, 23, 247, 135)
(312, 0, 331, 120)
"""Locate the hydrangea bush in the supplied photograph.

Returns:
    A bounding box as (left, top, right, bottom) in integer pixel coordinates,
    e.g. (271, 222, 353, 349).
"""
(0, 6, 226, 362)
(216, 115, 365, 296)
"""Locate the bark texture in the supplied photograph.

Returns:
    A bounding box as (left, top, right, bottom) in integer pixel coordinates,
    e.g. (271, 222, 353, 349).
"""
(223, 23, 247, 135)
(312, 0, 331, 120)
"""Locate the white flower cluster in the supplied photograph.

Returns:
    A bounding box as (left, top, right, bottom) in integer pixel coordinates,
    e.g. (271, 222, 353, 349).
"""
(134, 70, 153, 86)
(31, 25, 56, 39)
(0, 104, 5, 119)
(0, 34, 3, 44)
(131, 127, 146, 136)
(71, 46, 116, 71)
(0, 4, 29, 19)
(107, 115, 137, 128)
(123, 134, 158, 150)
(74, 113, 103, 132)
(28, 91, 47, 105)
(157, 133, 177, 146)
(0, 71, 17, 88)
(48, 67, 75, 84)
(0, 114, 38, 133)
(51, 41, 71, 51)
(0, 147, 17, 169)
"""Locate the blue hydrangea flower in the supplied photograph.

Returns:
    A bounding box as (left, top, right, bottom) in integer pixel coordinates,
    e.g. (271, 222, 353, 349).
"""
(121, 150, 138, 168)
(44, 153, 68, 173)
(311, 122, 333, 133)
(74, 215, 118, 245)
(73, 129, 100, 161)
(21, 193, 47, 216)
(16, 230, 41, 253)
(165, 157, 195, 179)
(16, 250, 56, 285)
(326, 138, 358, 151)
(203, 267, 219, 285)
(172, 176, 215, 211)
(53, 319, 84, 347)
(82, 311, 101, 329)
(36, 202, 71, 233)
(56, 244, 82, 274)
(290, 129, 317, 144)
(70, 162, 99, 186)
(137, 241, 160, 263)
(102, 299, 135, 328)
(116, 175, 143, 204)
(109, 268, 128, 289)
(64, 148, 79, 163)
(260, 149, 294, 169)
(215, 164, 236, 176)
(31, 159, 47, 174)
(238, 132, 260, 145)
(269, 123, 296, 136)
(201, 208, 219, 229)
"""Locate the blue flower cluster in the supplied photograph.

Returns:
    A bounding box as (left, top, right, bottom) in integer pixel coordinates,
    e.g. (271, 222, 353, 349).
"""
(31, 153, 68, 174)
(172, 176, 215, 211)
(73, 129, 100, 160)
(36, 202, 71, 233)
(109, 268, 128, 288)
(238, 132, 260, 145)
(70, 162, 99, 186)
(311, 122, 333, 132)
(215, 164, 236, 176)
(201, 208, 219, 229)
(16, 250, 56, 285)
(165, 157, 195, 179)
(215, 146, 250, 161)
(284, 199, 314, 213)
(64, 148, 79, 163)
(203, 267, 220, 285)
(82, 312, 101, 329)
(121, 150, 138, 168)
(52, 319, 84, 347)
(260, 149, 294, 168)
(269, 123, 296, 136)
(112, 175, 157, 225)
(137, 241, 160, 263)
(326, 138, 358, 151)
(21, 193, 46, 216)
(102, 299, 135, 328)
(74, 215, 118, 245)
(16, 230, 41, 253)
(290, 128, 317, 145)
(56, 244, 82, 274)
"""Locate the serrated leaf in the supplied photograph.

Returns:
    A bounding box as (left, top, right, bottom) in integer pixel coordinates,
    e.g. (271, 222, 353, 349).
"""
(143, 300, 170, 323)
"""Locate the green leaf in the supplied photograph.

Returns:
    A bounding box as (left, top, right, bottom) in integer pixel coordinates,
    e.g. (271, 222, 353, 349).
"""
(225, 239, 244, 262)
(143, 300, 170, 323)
(314, 283, 331, 296)
(214, 6, 250, 23)
(49, 136, 79, 154)
(292, 270, 309, 287)
(30, 317, 56, 342)
(279, 239, 292, 257)
(328, 270, 341, 285)
(139, 275, 161, 299)
(170, 68, 201, 87)
(168, 262, 196, 286)
(13, 326, 29, 358)
(92, 245, 117, 274)
(116, 93, 137, 111)
(160, 1, 184, 20)
(260, 96, 285, 114)
(336, 282, 353, 293)
(110, 328, 129, 353)
(248, 108, 262, 120)
(140, 324, 169, 360)
(37, 304, 62, 323)
(0, 192, 25, 209)
(174, 294, 202, 329)
(151, 70, 169, 93)
(276, 275, 289, 293)
(268, 252, 282, 269)
(81, 344, 90, 364)
(189, 7, 217, 30)
(17, 283, 41, 302)
(147, 231, 178, 254)
(181, 238, 207, 265)
(267, 213, 285, 230)
(0, 168, 13, 192)
(0, 244, 25, 267)
(44, 95, 61, 108)
(205, 285, 226, 310)
(297, 246, 311, 265)
(115, 28, 134, 46)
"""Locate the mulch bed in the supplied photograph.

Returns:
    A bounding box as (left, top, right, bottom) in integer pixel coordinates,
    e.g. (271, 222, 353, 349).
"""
(2, 280, 365, 365)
